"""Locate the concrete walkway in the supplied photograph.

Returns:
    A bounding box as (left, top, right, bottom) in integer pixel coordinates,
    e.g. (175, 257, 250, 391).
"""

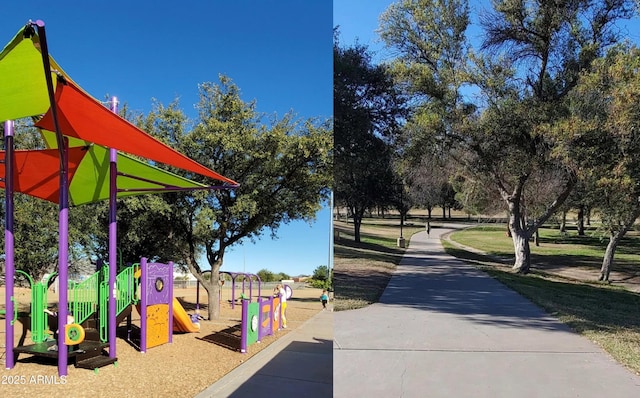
(334, 225, 640, 397)
(196, 308, 332, 397)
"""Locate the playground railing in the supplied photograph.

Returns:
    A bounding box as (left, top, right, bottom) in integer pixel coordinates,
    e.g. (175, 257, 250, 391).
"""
(15, 270, 50, 343)
(99, 265, 135, 342)
(70, 270, 100, 326)
(99, 272, 109, 342)
(116, 265, 136, 312)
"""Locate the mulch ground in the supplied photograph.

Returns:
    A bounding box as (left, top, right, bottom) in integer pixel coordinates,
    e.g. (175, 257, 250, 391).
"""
(0, 286, 323, 397)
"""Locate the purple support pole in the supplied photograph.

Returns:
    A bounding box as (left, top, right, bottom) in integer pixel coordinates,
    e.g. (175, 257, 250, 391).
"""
(140, 257, 147, 353)
(57, 139, 70, 376)
(240, 299, 248, 353)
(108, 97, 118, 359)
(34, 19, 69, 377)
(4, 120, 15, 369)
(231, 274, 236, 309)
(242, 277, 246, 299)
(168, 261, 174, 344)
(256, 275, 261, 300)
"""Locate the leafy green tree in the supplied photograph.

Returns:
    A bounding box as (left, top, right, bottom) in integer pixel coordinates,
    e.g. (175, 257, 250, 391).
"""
(380, 0, 637, 273)
(469, 0, 636, 273)
(334, 33, 407, 242)
(310, 265, 332, 290)
(275, 272, 291, 281)
(312, 265, 329, 281)
(379, 0, 470, 147)
(257, 268, 275, 283)
(560, 44, 640, 281)
(135, 76, 332, 319)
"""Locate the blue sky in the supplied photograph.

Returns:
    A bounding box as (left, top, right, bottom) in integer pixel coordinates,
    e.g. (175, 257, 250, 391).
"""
(1, 1, 332, 277)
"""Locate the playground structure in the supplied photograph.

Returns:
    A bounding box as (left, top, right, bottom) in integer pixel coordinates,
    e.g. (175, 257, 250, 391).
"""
(1, 20, 238, 376)
(218, 271, 262, 310)
(10, 262, 138, 371)
(3, 258, 203, 370)
(136, 258, 201, 350)
(197, 271, 290, 352)
(240, 287, 288, 353)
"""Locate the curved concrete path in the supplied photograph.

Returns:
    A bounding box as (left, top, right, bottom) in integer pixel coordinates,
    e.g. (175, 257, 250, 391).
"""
(334, 225, 640, 397)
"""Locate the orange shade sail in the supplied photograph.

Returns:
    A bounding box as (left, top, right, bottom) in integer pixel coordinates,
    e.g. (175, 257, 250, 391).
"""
(0, 147, 86, 203)
(35, 80, 238, 186)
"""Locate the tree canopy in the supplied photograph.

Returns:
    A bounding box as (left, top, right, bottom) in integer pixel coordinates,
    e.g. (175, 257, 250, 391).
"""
(334, 32, 407, 242)
(376, 0, 638, 274)
(134, 76, 332, 319)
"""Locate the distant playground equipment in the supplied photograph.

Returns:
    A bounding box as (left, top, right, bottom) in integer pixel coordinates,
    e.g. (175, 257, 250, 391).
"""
(1, 20, 237, 377)
(217, 271, 262, 310)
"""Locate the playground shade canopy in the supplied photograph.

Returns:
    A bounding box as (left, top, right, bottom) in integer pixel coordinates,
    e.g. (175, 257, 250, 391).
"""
(0, 140, 210, 205)
(0, 23, 238, 205)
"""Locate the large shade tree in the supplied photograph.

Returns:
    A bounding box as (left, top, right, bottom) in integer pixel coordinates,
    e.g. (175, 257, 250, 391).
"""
(334, 32, 407, 242)
(380, 0, 637, 273)
(560, 44, 640, 281)
(471, 0, 636, 273)
(134, 76, 332, 319)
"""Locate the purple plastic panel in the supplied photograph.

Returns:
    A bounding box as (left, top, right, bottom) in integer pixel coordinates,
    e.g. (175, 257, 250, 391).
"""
(258, 296, 273, 340)
(241, 299, 248, 352)
(145, 262, 171, 306)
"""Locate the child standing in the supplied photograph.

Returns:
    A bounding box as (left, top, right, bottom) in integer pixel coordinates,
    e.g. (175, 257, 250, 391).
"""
(320, 290, 329, 310)
(274, 284, 288, 328)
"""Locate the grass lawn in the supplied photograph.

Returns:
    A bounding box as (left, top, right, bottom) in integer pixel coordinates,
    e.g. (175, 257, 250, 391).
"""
(448, 224, 640, 274)
(446, 224, 640, 375)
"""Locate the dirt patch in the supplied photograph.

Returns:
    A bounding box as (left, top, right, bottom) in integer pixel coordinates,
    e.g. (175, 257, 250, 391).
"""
(0, 285, 323, 397)
(334, 257, 395, 311)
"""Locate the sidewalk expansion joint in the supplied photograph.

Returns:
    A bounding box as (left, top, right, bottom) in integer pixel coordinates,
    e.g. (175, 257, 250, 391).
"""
(334, 348, 599, 354)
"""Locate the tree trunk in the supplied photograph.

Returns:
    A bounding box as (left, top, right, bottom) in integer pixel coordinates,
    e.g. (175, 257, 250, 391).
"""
(186, 262, 222, 320)
(350, 205, 365, 243)
(599, 203, 640, 281)
(511, 229, 531, 274)
(599, 233, 619, 282)
(427, 207, 432, 219)
(353, 216, 362, 243)
(442, 205, 446, 219)
(205, 280, 221, 320)
(577, 205, 585, 236)
(559, 210, 567, 233)
(501, 172, 575, 275)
